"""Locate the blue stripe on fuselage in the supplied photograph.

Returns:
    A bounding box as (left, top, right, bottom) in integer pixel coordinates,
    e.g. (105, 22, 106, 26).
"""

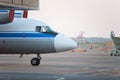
(0, 10, 8, 12)
(0, 32, 55, 38)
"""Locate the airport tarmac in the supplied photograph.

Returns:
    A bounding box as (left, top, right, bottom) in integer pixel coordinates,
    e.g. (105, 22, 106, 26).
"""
(0, 49, 120, 80)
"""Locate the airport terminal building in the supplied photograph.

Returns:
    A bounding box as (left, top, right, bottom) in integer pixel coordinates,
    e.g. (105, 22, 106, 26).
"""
(0, 0, 39, 10)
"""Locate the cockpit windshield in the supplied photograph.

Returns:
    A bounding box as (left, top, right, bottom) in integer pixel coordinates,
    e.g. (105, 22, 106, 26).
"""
(44, 26, 54, 32)
(36, 26, 54, 33)
(36, 26, 58, 36)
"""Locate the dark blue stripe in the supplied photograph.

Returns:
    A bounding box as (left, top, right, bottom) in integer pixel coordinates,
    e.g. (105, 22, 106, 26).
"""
(0, 33, 55, 38)
(15, 13, 22, 15)
(0, 10, 8, 12)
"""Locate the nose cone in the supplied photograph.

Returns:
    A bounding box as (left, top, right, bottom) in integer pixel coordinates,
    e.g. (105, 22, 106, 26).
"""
(54, 34, 77, 52)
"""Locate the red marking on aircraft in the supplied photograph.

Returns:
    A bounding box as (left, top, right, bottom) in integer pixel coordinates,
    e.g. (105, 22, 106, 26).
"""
(9, 10, 15, 22)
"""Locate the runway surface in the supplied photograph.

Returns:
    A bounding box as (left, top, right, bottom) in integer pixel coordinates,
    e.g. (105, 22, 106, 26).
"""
(0, 48, 120, 80)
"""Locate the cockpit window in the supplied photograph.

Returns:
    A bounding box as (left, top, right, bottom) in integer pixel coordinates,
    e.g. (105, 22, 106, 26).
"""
(36, 26, 58, 36)
(36, 26, 54, 33)
(44, 26, 54, 32)
(41, 26, 46, 32)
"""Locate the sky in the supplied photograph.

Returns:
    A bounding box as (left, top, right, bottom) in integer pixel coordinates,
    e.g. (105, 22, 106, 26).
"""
(29, 0, 120, 38)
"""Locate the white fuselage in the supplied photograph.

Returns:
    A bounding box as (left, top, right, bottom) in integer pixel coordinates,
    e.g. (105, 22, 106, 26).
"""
(0, 18, 77, 54)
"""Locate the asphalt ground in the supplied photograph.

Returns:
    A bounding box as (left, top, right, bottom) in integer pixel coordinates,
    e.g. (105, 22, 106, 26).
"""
(0, 47, 119, 80)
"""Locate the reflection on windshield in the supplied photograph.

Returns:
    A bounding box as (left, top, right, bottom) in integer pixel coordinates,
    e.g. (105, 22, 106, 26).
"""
(44, 26, 54, 32)
(36, 26, 55, 33)
(36, 26, 58, 36)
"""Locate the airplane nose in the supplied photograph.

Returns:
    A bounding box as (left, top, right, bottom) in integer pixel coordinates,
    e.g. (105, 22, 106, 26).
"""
(54, 34, 77, 52)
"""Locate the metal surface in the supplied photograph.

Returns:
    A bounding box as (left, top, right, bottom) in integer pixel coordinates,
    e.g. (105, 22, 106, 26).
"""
(0, 38, 55, 54)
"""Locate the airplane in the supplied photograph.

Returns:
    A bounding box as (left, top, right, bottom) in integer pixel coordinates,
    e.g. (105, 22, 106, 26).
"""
(110, 31, 120, 56)
(0, 10, 77, 66)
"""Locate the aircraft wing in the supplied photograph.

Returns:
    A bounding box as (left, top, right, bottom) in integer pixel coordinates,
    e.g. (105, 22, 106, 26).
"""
(0, 0, 39, 10)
